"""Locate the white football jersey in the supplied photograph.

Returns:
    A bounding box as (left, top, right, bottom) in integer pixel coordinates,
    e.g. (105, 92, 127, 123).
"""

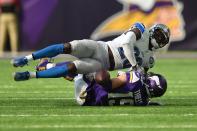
(134, 30, 155, 68)
(106, 29, 155, 69)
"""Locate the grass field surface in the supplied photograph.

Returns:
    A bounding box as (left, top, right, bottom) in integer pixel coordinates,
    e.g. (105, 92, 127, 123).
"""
(0, 58, 197, 131)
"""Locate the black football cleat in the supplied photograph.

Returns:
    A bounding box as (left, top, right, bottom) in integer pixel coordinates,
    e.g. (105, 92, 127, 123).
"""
(14, 71, 30, 81)
(11, 57, 28, 67)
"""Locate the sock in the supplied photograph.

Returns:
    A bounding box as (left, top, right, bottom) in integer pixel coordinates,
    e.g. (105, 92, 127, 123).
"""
(32, 44, 65, 60)
(29, 72, 36, 78)
(25, 54, 33, 61)
(36, 64, 68, 78)
(46, 63, 55, 69)
(46, 61, 71, 70)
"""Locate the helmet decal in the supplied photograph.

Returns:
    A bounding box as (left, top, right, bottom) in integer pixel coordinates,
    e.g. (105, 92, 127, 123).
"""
(146, 73, 167, 97)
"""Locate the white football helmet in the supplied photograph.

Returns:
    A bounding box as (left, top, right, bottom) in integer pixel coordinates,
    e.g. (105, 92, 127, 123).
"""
(149, 24, 170, 49)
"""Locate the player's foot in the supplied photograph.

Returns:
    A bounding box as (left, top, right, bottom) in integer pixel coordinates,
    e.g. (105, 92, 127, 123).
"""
(14, 71, 30, 81)
(36, 58, 50, 71)
(11, 57, 28, 67)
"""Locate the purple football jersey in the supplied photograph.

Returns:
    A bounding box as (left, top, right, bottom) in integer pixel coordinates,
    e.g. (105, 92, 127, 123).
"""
(83, 71, 149, 106)
(109, 72, 149, 106)
(83, 81, 109, 106)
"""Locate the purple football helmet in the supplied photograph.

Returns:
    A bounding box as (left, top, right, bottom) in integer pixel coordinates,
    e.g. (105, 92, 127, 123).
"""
(146, 72, 167, 97)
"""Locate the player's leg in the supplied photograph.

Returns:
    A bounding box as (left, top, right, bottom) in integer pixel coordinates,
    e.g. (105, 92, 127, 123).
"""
(8, 14, 18, 55)
(11, 39, 100, 67)
(69, 40, 99, 58)
(73, 58, 103, 74)
(0, 15, 7, 56)
(11, 43, 67, 67)
(35, 58, 67, 71)
(33, 40, 107, 75)
(14, 61, 77, 81)
(36, 58, 76, 80)
(14, 58, 103, 81)
(95, 70, 113, 92)
(36, 58, 53, 71)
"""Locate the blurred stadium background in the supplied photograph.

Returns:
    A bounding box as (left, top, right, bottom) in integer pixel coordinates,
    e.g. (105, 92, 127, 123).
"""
(0, 0, 197, 130)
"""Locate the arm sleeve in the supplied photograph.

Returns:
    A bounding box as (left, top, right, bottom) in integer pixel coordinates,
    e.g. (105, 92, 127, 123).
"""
(121, 32, 137, 67)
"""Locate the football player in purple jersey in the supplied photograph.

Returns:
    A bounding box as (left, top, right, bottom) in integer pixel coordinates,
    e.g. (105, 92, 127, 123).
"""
(75, 70, 167, 106)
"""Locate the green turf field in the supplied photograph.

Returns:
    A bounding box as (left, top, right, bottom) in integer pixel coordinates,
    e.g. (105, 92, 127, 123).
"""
(0, 58, 197, 131)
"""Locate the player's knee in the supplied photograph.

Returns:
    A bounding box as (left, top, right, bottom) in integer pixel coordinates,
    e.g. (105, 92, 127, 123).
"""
(67, 62, 77, 74)
(63, 42, 72, 54)
(95, 70, 111, 86)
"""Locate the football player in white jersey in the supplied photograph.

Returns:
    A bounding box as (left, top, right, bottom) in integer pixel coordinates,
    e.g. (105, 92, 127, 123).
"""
(12, 23, 170, 81)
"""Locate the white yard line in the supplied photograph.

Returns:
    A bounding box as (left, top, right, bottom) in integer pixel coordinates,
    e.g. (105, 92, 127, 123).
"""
(0, 113, 196, 117)
(0, 91, 73, 94)
(0, 105, 71, 108)
(0, 86, 73, 89)
(1, 84, 197, 89)
(169, 82, 197, 84)
(170, 85, 197, 87)
(0, 124, 197, 129)
(0, 97, 74, 100)
(1, 91, 195, 94)
(1, 97, 197, 100)
(148, 97, 197, 99)
(168, 91, 197, 94)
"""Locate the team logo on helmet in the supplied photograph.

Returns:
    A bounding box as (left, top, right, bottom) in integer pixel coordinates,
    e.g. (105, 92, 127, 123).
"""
(91, 0, 186, 49)
(146, 73, 167, 97)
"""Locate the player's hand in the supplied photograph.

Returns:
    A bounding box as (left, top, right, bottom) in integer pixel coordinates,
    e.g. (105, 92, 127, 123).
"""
(131, 65, 148, 84)
(130, 65, 145, 74)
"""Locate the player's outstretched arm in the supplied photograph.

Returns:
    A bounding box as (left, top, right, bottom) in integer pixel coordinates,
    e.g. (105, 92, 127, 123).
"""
(121, 23, 145, 70)
(94, 70, 127, 92)
(111, 72, 127, 90)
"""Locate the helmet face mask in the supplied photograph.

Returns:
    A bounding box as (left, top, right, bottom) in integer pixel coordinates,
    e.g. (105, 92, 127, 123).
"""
(149, 24, 170, 49)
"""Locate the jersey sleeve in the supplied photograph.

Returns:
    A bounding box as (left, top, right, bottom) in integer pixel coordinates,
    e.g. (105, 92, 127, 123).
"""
(121, 31, 137, 67)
